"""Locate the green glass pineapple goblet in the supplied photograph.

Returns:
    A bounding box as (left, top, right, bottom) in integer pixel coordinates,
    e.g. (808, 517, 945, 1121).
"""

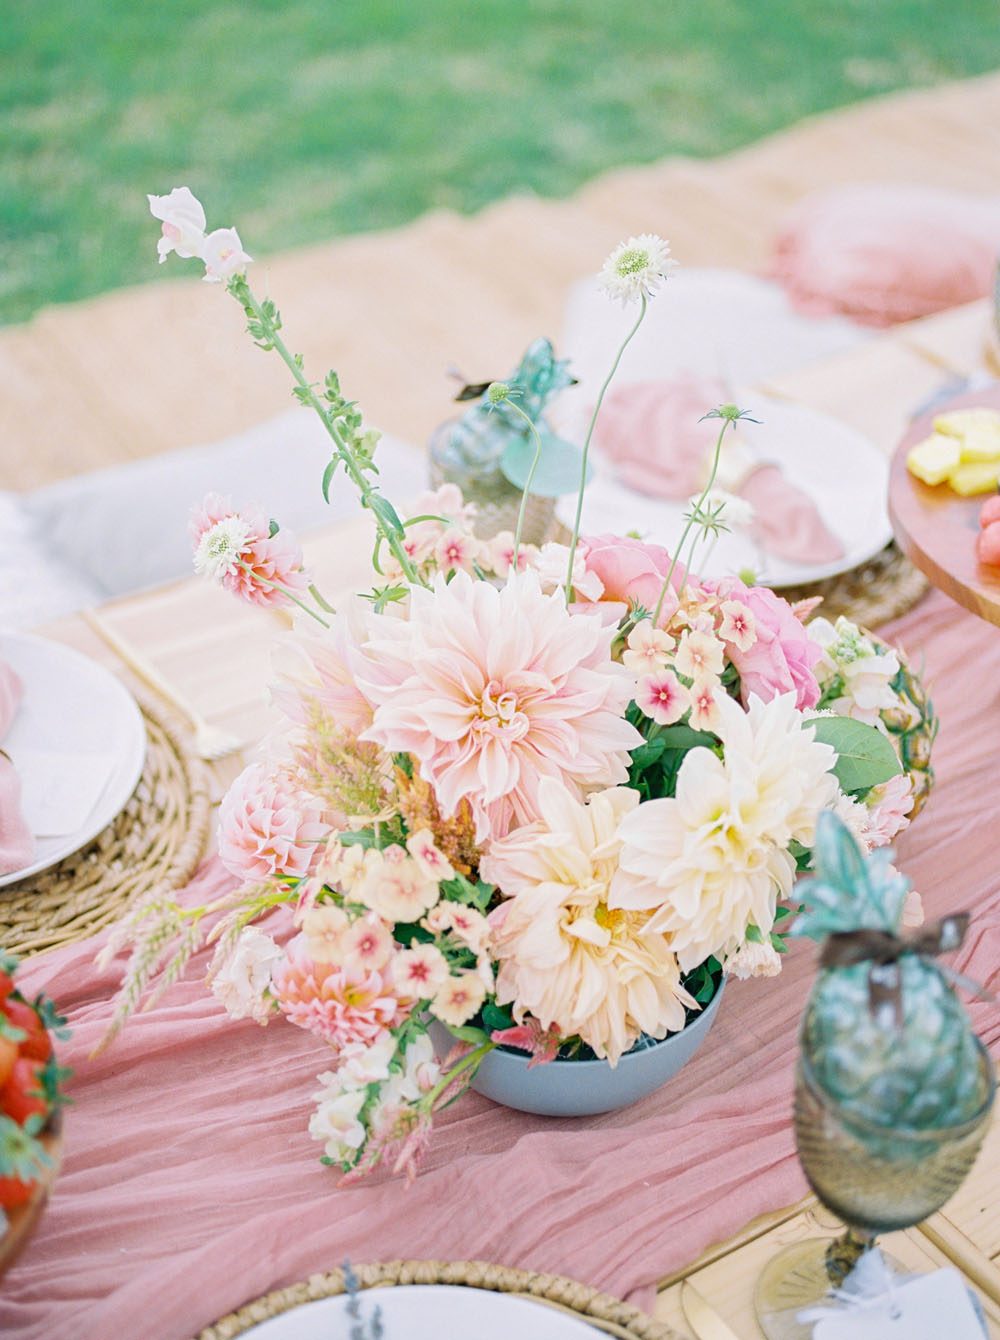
(754, 1039, 995, 1340)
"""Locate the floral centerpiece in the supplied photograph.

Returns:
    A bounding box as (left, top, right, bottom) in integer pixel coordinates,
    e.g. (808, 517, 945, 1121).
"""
(105, 190, 933, 1183)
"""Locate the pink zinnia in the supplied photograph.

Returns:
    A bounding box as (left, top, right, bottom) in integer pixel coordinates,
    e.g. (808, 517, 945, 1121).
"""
(190, 492, 309, 608)
(356, 570, 642, 841)
(217, 762, 328, 883)
(272, 933, 409, 1049)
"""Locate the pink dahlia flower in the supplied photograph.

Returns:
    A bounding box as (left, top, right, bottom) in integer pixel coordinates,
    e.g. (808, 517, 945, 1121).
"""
(707, 577, 822, 710)
(270, 603, 374, 737)
(190, 492, 309, 608)
(356, 569, 642, 842)
(272, 933, 409, 1050)
(217, 762, 328, 883)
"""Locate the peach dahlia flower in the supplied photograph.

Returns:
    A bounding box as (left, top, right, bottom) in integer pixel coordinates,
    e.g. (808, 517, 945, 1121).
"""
(357, 570, 642, 841)
(481, 779, 696, 1065)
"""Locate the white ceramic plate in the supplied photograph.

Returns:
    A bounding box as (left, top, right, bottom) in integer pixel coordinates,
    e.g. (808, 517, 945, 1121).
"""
(555, 391, 892, 587)
(0, 631, 146, 886)
(235, 1284, 606, 1338)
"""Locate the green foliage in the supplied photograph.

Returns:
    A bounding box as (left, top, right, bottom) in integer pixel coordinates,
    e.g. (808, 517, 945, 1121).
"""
(5, 2, 1000, 323)
(805, 716, 902, 793)
(627, 717, 719, 801)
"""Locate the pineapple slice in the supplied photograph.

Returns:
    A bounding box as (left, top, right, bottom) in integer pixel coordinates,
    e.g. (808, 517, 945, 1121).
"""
(905, 433, 960, 485)
(956, 423, 1000, 463)
(946, 459, 1000, 496)
(933, 406, 1000, 439)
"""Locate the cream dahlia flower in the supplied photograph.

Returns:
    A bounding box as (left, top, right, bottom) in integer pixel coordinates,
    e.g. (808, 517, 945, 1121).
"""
(481, 779, 696, 1065)
(357, 570, 641, 841)
(609, 691, 839, 971)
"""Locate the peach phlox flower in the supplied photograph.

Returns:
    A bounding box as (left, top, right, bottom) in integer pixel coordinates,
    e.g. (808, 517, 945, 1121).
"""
(688, 677, 723, 732)
(405, 828, 455, 882)
(434, 527, 480, 575)
(674, 629, 725, 680)
(622, 620, 675, 674)
(481, 779, 695, 1065)
(354, 844, 441, 922)
(636, 668, 689, 726)
(431, 970, 487, 1027)
(718, 600, 756, 652)
(392, 944, 450, 1001)
(610, 691, 839, 971)
(357, 569, 641, 842)
(190, 493, 308, 608)
(487, 531, 538, 576)
(272, 933, 409, 1050)
(216, 762, 327, 884)
(300, 902, 351, 964)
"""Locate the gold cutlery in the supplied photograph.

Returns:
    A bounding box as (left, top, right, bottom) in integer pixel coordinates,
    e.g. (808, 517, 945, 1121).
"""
(680, 1280, 744, 1340)
(83, 608, 246, 761)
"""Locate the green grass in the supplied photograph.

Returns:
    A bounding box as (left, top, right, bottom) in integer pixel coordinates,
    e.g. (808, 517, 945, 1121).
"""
(3, 0, 1000, 325)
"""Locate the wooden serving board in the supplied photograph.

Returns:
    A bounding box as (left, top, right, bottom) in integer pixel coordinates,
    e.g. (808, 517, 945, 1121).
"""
(888, 384, 1000, 627)
(0, 1119, 62, 1280)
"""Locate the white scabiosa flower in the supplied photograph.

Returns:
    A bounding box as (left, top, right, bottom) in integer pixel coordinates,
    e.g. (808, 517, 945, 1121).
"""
(599, 233, 677, 304)
(193, 515, 252, 580)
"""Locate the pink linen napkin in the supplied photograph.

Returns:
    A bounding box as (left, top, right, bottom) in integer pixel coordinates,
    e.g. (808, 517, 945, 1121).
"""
(740, 463, 845, 565)
(0, 660, 35, 876)
(594, 377, 845, 565)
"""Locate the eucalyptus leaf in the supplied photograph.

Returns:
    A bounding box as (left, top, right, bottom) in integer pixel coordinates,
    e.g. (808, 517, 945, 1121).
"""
(805, 716, 901, 793)
(500, 431, 592, 496)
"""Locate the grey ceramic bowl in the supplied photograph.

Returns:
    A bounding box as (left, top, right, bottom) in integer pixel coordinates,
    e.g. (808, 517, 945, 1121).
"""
(439, 978, 726, 1118)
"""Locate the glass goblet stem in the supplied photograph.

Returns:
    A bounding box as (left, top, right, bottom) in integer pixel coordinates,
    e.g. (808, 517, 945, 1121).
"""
(824, 1226, 875, 1287)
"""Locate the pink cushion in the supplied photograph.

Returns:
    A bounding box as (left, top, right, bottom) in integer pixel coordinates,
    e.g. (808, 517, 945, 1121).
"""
(769, 183, 1000, 327)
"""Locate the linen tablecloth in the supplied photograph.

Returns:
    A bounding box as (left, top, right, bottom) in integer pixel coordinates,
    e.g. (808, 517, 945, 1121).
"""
(3, 589, 999, 1340)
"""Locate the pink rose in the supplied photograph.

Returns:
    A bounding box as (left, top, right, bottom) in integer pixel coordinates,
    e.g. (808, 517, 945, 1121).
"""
(578, 534, 686, 627)
(709, 578, 821, 710)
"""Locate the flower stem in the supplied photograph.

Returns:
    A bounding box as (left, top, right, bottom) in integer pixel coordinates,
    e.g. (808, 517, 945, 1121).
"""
(425, 1039, 495, 1109)
(498, 397, 545, 567)
(565, 293, 648, 601)
(229, 276, 423, 587)
(236, 559, 330, 627)
(652, 414, 733, 623)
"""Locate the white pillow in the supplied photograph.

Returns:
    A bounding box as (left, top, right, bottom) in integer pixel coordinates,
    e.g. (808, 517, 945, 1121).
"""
(22, 410, 428, 599)
(0, 493, 104, 630)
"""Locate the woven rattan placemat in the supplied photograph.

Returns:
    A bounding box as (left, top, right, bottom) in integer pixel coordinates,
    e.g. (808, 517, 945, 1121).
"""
(776, 540, 928, 627)
(0, 693, 211, 957)
(196, 1260, 680, 1340)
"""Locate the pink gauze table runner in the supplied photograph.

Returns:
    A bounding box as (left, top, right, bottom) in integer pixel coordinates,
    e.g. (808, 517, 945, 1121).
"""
(2, 589, 999, 1340)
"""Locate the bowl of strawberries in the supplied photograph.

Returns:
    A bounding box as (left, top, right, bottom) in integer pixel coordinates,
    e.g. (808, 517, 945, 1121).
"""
(0, 949, 70, 1275)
